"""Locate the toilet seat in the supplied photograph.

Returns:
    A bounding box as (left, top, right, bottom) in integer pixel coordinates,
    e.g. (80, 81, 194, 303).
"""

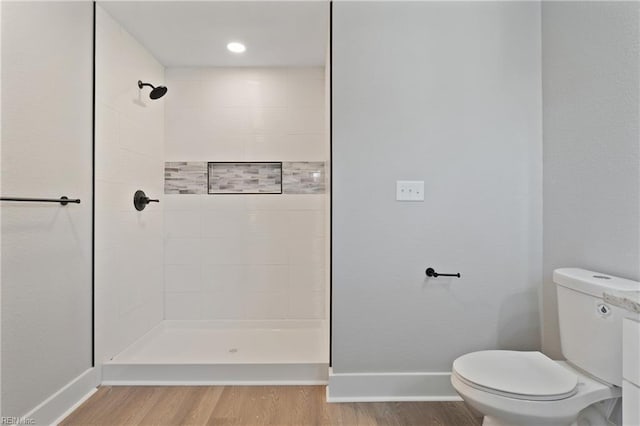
(450, 361, 621, 426)
(452, 350, 579, 401)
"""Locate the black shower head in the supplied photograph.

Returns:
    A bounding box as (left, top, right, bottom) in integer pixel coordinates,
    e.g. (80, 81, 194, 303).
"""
(138, 80, 168, 100)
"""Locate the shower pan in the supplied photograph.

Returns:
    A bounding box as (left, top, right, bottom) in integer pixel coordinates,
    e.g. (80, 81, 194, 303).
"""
(102, 320, 328, 384)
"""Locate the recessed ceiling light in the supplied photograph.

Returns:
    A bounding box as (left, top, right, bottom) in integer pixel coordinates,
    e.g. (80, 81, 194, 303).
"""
(227, 42, 246, 53)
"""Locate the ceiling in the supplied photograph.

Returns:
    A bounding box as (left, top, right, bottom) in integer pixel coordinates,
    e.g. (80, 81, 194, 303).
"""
(99, 1, 329, 67)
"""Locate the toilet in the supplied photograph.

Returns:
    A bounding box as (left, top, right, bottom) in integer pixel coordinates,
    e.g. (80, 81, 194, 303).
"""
(451, 268, 639, 426)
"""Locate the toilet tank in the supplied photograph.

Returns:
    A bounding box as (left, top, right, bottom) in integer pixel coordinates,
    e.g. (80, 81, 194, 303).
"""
(554, 268, 640, 386)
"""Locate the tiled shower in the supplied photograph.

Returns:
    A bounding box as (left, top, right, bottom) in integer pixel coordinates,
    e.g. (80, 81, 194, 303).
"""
(96, 6, 330, 382)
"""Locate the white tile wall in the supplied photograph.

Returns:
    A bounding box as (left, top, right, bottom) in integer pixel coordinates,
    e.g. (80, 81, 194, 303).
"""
(95, 5, 165, 362)
(164, 67, 328, 320)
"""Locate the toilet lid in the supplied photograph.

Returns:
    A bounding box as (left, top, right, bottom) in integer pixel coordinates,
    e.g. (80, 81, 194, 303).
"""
(453, 350, 578, 400)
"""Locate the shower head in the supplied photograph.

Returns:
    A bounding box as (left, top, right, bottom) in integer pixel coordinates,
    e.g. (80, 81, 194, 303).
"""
(138, 80, 168, 100)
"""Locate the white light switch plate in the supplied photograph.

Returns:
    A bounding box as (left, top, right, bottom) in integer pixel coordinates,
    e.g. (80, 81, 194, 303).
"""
(396, 180, 424, 201)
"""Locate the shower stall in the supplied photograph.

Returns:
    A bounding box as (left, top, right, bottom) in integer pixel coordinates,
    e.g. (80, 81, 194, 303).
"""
(94, 1, 331, 384)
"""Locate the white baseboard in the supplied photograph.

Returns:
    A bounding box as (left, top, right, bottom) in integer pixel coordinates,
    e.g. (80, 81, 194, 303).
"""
(102, 363, 328, 386)
(21, 367, 100, 425)
(50, 388, 98, 426)
(326, 368, 462, 402)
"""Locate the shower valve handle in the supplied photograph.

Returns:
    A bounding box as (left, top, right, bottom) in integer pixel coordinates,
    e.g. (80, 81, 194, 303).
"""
(133, 190, 159, 211)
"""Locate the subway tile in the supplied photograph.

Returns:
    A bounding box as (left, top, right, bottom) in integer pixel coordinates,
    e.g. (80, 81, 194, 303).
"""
(166, 67, 207, 81)
(201, 210, 248, 238)
(246, 210, 288, 236)
(249, 107, 288, 134)
(245, 265, 289, 292)
(202, 72, 251, 108)
(201, 264, 245, 292)
(164, 210, 201, 238)
(199, 291, 245, 320)
(164, 238, 202, 265)
(202, 238, 246, 265)
(279, 135, 327, 161)
(207, 107, 250, 136)
(287, 237, 325, 265)
(165, 265, 202, 292)
(287, 78, 326, 108)
(289, 265, 326, 293)
(163, 194, 203, 211)
(246, 72, 290, 108)
(200, 135, 248, 161)
(165, 292, 202, 320)
(165, 108, 209, 152)
(285, 210, 325, 237)
(287, 107, 325, 134)
(288, 290, 325, 319)
(245, 193, 326, 211)
(247, 237, 289, 265)
(286, 67, 325, 80)
(200, 194, 247, 210)
(164, 79, 204, 111)
(244, 291, 289, 320)
(96, 180, 133, 212)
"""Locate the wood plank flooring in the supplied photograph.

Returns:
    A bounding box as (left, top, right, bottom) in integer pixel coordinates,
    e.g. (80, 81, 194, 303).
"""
(60, 386, 482, 426)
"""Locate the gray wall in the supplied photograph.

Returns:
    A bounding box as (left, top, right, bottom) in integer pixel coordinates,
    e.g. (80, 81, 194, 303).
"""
(541, 1, 640, 358)
(1, 1, 93, 417)
(332, 1, 542, 375)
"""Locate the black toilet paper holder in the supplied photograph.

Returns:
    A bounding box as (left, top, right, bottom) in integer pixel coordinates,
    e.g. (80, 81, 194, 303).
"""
(426, 268, 461, 278)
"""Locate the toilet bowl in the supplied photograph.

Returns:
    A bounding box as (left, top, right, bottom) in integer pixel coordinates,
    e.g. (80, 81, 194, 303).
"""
(451, 350, 621, 426)
(451, 268, 639, 426)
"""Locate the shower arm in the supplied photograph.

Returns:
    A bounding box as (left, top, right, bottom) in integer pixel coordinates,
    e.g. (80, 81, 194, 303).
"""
(138, 80, 156, 90)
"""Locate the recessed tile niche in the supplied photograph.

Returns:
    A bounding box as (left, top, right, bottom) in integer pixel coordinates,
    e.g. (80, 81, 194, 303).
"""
(208, 162, 282, 194)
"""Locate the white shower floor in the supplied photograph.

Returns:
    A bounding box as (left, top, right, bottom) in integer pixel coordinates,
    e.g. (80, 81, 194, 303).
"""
(109, 320, 329, 365)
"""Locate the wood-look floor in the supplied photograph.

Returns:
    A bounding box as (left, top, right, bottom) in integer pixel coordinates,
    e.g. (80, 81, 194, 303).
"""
(60, 386, 482, 426)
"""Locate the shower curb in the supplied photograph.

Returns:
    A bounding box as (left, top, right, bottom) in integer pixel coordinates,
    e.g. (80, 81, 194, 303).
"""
(101, 363, 328, 386)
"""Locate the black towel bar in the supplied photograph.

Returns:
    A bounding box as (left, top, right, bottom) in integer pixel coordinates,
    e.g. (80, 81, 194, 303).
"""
(0, 196, 80, 205)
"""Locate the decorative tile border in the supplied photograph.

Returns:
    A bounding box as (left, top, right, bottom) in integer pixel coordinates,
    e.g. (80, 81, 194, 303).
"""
(283, 162, 326, 194)
(164, 161, 326, 195)
(208, 162, 282, 194)
(165, 162, 207, 194)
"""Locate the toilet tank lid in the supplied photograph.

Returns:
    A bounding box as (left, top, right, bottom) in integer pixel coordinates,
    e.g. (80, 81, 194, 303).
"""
(553, 268, 640, 297)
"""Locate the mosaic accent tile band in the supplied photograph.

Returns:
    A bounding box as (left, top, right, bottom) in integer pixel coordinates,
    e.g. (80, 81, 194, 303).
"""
(208, 162, 282, 194)
(165, 162, 207, 194)
(283, 162, 326, 194)
(164, 161, 326, 194)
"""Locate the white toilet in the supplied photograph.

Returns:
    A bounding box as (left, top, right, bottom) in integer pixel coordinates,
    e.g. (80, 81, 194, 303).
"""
(451, 268, 639, 426)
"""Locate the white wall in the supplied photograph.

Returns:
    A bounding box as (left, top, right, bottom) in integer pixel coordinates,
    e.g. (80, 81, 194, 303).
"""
(541, 1, 640, 359)
(1, 1, 93, 417)
(95, 5, 165, 362)
(164, 68, 328, 321)
(331, 1, 542, 398)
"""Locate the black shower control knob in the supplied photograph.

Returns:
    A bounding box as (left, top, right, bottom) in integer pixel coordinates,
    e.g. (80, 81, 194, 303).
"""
(133, 190, 159, 211)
